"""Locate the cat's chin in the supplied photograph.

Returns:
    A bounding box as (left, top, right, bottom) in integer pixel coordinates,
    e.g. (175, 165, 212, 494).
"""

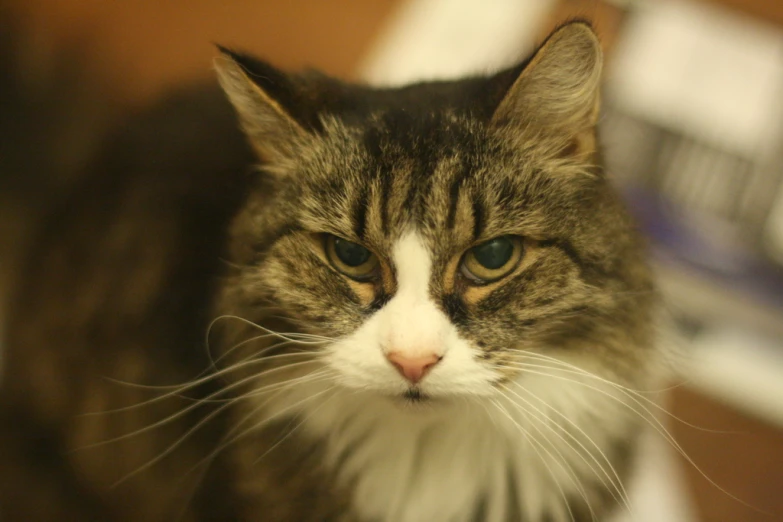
(401, 388, 429, 403)
(381, 387, 445, 410)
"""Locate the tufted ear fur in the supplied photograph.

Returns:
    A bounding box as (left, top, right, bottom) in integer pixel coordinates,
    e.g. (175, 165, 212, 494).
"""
(492, 21, 603, 155)
(214, 47, 313, 165)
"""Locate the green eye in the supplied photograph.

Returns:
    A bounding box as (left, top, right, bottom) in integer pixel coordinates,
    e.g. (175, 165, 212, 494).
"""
(325, 235, 379, 280)
(461, 236, 523, 283)
(333, 238, 370, 267)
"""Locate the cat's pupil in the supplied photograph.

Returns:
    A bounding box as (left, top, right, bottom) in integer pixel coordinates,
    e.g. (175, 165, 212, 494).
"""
(334, 238, 371, 267)
(472, 237, 514, 269)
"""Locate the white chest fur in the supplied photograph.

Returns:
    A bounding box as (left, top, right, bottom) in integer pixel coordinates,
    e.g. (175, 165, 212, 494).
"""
(270, 369, 636, 522)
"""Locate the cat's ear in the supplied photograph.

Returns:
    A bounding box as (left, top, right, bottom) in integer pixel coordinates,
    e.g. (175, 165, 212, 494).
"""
(215, 47, 313, 164)
(492, 21, 602, 153)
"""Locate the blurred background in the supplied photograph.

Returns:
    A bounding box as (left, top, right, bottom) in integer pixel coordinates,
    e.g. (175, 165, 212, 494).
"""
(1, 0, 782, 520)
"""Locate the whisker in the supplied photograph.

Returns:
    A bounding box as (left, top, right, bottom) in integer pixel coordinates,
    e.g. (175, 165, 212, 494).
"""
(497, 394, 598, 521)
(511, 350, 672, 394)
(503, 354, 734, 433)
(202, 319, 332, 377)
(202, 311, 335, 371)
(75, 360, 324, 448)
(496, 361, 765, 514)
(88, 353, 320, 415)
(206, 315, 337, 345)
(251, 386, 340, 465)
(500, 383, 631, 515)
(490, 399, 577, 522)
(110, 395, 237, 488)
(182, 372, 337, 479)
(175, 353, 324, 406)
(110, 369, 335, 488)
(203, 334, 326, 378)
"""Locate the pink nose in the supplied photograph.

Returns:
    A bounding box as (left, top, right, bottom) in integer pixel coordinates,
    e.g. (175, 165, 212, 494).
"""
(385, 352, 442, 384)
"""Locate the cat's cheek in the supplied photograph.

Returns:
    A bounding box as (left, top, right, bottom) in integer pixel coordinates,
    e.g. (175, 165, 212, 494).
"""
(420, 336, 503, 397)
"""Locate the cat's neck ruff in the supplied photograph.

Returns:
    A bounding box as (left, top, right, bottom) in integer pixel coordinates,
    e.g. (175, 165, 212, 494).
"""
(265, 367, 636, 522)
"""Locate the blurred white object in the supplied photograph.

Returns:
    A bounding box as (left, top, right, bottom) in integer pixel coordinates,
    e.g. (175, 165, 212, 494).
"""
(609, 0, 783, 159)
(358, 0, 555, 85)
(688, 324, 783, 427)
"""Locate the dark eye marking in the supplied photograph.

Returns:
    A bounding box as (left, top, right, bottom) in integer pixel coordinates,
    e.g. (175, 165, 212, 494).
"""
(379, 171, 393, 236)
(539, 238, 584, 268)
(441, 293, 468, 325)
(352, 184, 369, 239)
(539, 238, 616, 283)
(446, 163, 472, 230)
(471, 197, 485, 241)
(367, 291, 392, 313)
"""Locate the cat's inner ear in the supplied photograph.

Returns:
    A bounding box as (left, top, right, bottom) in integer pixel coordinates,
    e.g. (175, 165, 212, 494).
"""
(214, 47, 311, 164)
(491, 21, 603, 155)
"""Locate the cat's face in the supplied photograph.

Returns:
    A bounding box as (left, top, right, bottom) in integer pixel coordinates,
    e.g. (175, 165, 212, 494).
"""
(216, 23, 655, 404)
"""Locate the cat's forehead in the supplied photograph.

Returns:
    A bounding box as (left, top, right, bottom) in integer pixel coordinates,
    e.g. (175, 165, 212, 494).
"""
(295, 109, 578, 254)
(299, 111, 492, 242)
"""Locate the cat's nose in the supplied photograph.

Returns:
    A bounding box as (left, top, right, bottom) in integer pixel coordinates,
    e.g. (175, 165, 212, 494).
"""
(385, 352, 442, 384)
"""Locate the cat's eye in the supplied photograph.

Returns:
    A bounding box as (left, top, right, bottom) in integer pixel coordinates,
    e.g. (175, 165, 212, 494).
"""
(324, 235, 379, 281)
(461, 236, 523, 283)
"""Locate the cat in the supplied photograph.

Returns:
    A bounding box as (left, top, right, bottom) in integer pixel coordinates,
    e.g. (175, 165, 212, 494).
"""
(0, 20, 661, 521)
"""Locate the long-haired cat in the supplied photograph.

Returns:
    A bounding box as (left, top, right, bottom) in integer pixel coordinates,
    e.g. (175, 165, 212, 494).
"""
(0, 21, 660, 521)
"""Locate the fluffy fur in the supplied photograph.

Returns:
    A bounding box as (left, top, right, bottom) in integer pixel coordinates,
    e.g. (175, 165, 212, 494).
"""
(1, 21, 660, 521)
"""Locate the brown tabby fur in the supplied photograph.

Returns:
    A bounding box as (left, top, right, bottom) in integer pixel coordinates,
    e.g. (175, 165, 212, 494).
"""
(0, 21, 656, 521)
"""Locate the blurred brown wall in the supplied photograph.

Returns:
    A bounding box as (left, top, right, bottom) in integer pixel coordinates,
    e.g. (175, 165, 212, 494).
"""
(6, 0, 399, 105)
(8, 0, 783, 108)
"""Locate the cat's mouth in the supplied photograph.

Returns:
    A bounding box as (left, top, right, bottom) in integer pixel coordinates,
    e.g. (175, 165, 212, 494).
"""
(399, 387, 431, 404)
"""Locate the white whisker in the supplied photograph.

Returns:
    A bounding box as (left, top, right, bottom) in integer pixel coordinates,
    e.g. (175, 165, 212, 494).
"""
(504, 353, 733, 433)
(497, 359, 763, 513)
(251, 385, 340, 465)
(77, 360, 323, 448)
(203, 334, 326, 378)
(206, 314, 337, 345)
(110, 369, 335, 488)
(497, 394, 598, 521)
(490, 399, 577, 522)
(183, 371, 337, 478)
(500, 382, 632, 515)
(88, 352, 319, 416)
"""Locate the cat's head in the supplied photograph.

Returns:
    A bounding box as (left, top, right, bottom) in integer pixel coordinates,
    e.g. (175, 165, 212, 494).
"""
(215, 22, 655, 404)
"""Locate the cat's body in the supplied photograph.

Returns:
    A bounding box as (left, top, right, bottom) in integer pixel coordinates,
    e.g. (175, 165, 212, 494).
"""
(0, 22, 660, 521)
